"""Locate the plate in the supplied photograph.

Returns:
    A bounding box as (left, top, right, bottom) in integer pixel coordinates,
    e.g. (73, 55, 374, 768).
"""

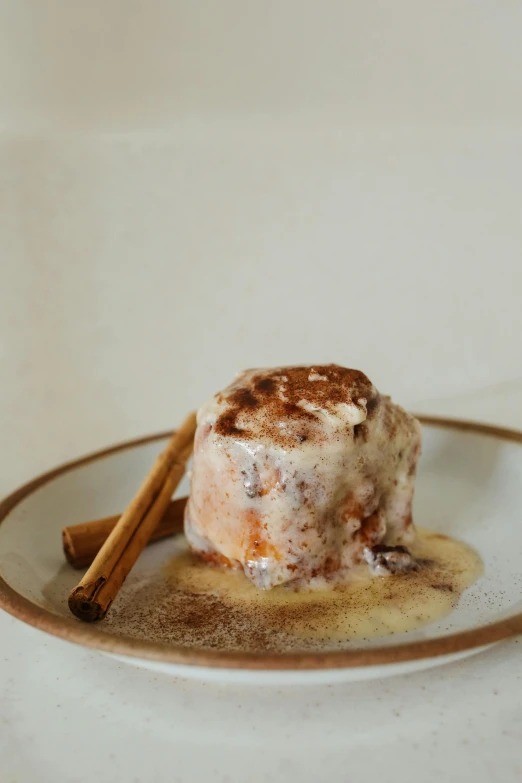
(1, 417, 521, 685)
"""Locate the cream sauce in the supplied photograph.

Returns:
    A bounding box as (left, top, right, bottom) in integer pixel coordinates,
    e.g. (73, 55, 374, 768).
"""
(162, 528, 482, 645)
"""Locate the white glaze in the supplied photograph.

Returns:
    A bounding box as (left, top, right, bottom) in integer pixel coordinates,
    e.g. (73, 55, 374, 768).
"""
(185, 366, 422, 588)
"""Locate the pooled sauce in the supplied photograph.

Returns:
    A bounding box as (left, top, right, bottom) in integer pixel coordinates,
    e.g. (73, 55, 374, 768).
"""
(103, 529, 482, 652)
(167, 528, 482, 642)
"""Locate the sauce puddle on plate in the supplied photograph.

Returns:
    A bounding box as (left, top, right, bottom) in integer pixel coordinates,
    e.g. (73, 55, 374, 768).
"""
(104, 529, 482, 652)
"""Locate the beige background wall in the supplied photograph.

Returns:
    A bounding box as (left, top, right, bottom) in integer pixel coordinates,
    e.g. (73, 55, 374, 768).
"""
(1, 1, 521, 491)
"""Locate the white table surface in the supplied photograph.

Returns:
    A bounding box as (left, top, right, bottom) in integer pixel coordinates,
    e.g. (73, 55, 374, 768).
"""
(2, 386, 521, 783)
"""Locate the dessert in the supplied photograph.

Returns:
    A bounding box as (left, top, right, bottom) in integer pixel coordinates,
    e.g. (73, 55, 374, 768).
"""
(185, 365, 422, 589)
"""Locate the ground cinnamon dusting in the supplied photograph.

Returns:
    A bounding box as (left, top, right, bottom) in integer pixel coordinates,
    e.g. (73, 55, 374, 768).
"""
(101, 529, 482, 652)
(213, 365, 378, 447)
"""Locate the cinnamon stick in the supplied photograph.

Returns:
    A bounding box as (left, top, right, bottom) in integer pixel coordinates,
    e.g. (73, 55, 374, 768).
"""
(68, 413, 197, 622)
(62, 496, 187, 569)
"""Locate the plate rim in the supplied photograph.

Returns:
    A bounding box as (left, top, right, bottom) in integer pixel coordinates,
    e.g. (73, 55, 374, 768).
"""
(1, 416, 522, 671)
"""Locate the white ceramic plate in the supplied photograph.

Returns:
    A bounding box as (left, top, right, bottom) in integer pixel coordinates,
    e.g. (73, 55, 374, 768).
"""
(1, 417, 521, 685)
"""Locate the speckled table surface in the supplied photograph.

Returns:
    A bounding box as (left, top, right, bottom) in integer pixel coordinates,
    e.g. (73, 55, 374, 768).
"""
(2, 387, 521, 783)
(2, 623, 521, 783)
